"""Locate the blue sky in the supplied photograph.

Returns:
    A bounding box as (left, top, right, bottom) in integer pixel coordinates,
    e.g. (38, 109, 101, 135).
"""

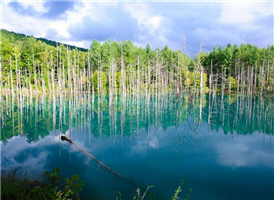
(2, 0, 273, 56)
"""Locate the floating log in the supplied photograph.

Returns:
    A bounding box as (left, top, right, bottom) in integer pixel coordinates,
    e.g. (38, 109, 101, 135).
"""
(61, 135, 136, 186)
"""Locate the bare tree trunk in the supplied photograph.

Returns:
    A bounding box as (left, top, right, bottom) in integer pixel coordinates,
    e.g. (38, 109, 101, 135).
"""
(137, 57, 140, 119)
(145, 67, 148, 98)
(237, 63, 240, 94)
(24, 68, 28, 95)
(73, 67, 76, 97)
(260, 61, 265, 97)
(222, 67, 226, 100)
(112, 60, 115, 100)
(176, 53, 179, 97)
(137, 56, 140, 101)
(272, 62, 274, 94)
(46, 62, 50, 94)
(62, 63, 65, 96)
(178, 55, 182, 98)
(228, 64, 232, 95)
(34, 64, 38, 95)
(209, 59, 213, 95)
(56, 43, 59, 76)
(147, 65, 151, 105)
(266, 50, 270, 94)
(200, 66, 203, 95)
(10, 56, 14, 96)
(42, 70, 45, 94)
(73, 51, 77, 97)
(92, 64, 94, 104)
(29, 66, 32, 98)
(0, 57, 2, 98)
(15, 55, 19, 94)
(96, 59, 100, 98)
(109, 73, 112, 102)
(194, 68, 198, 95)
(183, 36, 189, 94)
(121, 51, 125, 100)
(247, 66, 250, 97)
(254, 62, 257, 94)
(59, 66, 63, 96)
(198, 40, 203, 96)
(215, 69, 219, 96)
(52, 67, 55, 99)
(67, 47, 72, 97)
(99, 56, 103, 98)
(109, 60, 112, 103)
(241, 66, 244, 96)
(250, 65, 254, 95)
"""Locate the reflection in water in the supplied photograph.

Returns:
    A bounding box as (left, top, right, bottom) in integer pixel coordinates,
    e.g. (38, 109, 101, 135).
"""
(0, 93, 273, 199)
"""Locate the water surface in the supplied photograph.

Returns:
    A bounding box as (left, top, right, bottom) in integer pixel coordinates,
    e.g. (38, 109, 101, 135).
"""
(1, 94, 273, 199)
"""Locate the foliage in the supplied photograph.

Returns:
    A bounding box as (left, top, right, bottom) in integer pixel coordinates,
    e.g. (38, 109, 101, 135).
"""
(171, 180, 192, 200)
(0, 29, 273, 94)
(1, 167, 85, 200)
(1, 29, 87, 52)
(201, 43, 274, 76)
(133, 185, 154, 200)
(92, 70, 107, 92)
(131, 180, 192, 200)
(226, 76, 237, 90)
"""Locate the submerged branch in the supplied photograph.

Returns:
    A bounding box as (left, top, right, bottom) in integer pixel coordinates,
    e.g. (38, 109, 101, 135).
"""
(61, 135, 137, 187)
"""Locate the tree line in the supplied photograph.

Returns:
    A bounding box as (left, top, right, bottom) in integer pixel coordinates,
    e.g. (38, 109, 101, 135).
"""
(1, 29, 273, 101)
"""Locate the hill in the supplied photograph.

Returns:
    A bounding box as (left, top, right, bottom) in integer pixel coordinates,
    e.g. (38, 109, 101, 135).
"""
(1, 29, 88, 52)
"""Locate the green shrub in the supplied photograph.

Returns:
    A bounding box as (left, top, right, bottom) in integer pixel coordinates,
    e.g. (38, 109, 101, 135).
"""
(1, 168, 84, 200)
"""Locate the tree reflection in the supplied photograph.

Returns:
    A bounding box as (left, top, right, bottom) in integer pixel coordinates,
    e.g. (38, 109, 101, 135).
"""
(0, 93, 273, 145)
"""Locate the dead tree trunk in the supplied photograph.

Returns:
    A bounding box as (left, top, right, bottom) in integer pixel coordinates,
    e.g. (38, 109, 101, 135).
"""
(209, 59, 213, 95)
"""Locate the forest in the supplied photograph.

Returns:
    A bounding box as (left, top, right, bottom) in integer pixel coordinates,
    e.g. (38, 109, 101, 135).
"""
(1, 29, 274, 100)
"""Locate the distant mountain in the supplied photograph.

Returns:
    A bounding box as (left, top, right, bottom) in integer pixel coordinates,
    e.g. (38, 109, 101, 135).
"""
(0, 29, 88, 52)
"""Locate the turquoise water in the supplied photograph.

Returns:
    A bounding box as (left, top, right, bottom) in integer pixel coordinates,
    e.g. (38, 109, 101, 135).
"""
(1, 94, 273, 199)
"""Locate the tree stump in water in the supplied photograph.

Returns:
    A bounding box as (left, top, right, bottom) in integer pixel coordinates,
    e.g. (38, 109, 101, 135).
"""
(61, 135, 73, 144)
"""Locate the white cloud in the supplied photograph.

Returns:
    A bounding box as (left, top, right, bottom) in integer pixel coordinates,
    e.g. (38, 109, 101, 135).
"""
(65, 2, 97, 25)
(2, 0, 46, 13)
(60, 40, 91, 49)
(2, 1, 272, 54)
(2, 1, 124, 43)
(123, 3, 163, 35)
(48, 20, 70, 39)
(219, 1, 273, 24)
(2, 2, 48, 36)
(20, 1, 47, 13)
(0, 133, 61, 178)
(215, 135, 273, 168)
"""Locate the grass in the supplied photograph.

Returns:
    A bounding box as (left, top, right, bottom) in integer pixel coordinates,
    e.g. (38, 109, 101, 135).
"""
(171, 180, 192, 200)
(119, 180, 192, 200)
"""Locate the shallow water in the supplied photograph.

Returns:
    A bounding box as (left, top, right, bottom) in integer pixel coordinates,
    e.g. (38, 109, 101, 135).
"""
(1, 94, 273, 199)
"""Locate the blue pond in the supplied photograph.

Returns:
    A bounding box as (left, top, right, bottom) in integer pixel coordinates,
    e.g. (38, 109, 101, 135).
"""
(1, 94, 273, 199)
